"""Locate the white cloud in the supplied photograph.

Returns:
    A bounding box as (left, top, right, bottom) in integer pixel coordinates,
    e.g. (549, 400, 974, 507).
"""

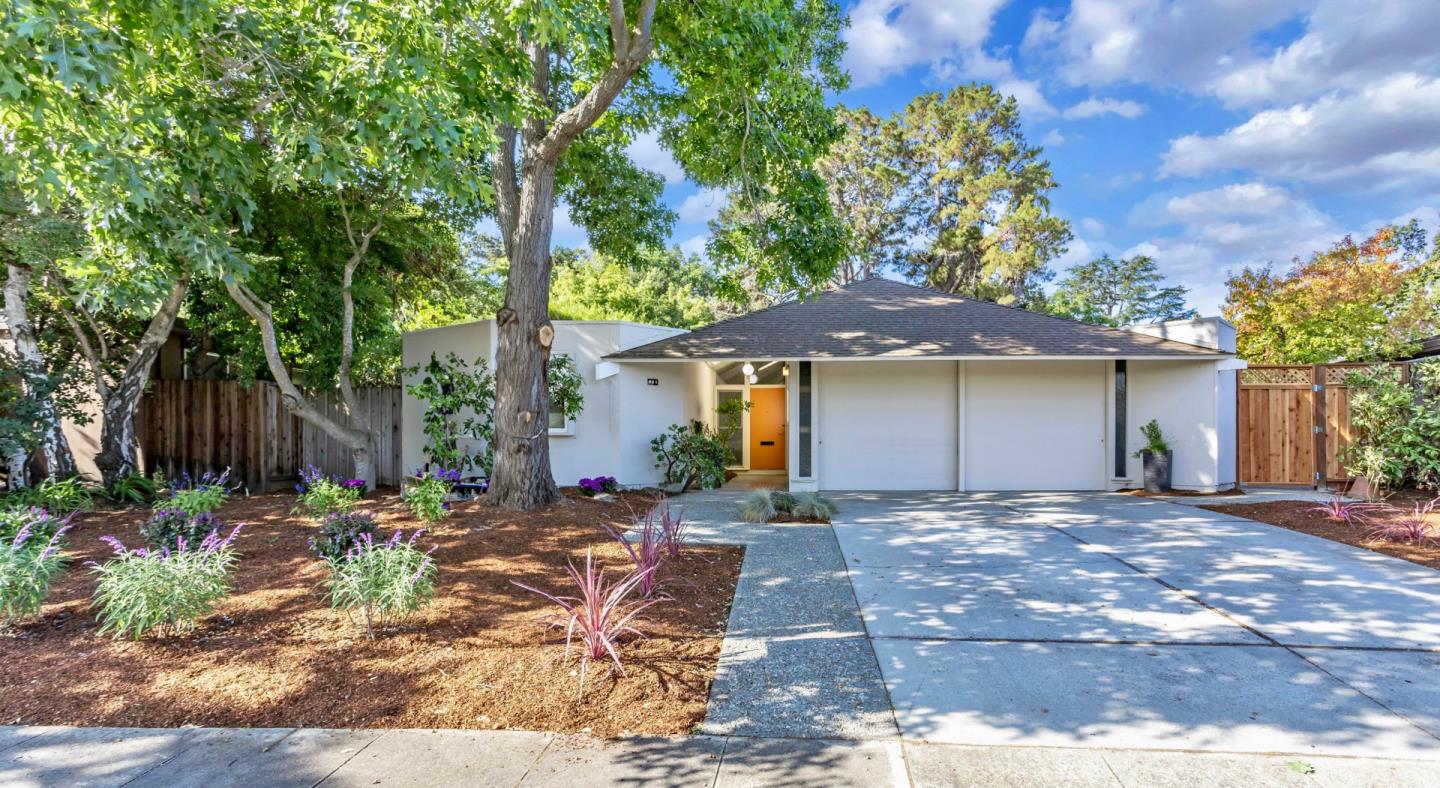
(1042, 129, 1065, 146)
(1161, 73, 1440, 192)
(677, 187, 727, 224)
(679, 233, 709, 258)
(1208, 2, 1440, 107)
(625, 130, 685, 184)
(843, 1, 1055, 118)
(1062, 97, 1145, 119)
(1124, 182, 1341, 312)
(1053, 237, 1094, 271)
(1080, 217, 1106, 235)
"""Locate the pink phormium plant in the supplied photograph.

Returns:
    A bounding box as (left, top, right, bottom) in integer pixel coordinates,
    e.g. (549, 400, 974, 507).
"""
(1368, 498, 1438, 545)
(1310, 492, 1380, 526)
(511, 548, 661, 691)
(654, 499, 688, 558)
(605, 513, 667, 599)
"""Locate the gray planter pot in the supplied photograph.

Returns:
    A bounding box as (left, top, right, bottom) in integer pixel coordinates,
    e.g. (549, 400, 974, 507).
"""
(1142, 450, 1173, 493)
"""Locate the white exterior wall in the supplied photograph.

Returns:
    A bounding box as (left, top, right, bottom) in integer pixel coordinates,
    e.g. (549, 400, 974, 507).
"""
(401, 320, 689, 487)
(1125, 360, 1233, 491)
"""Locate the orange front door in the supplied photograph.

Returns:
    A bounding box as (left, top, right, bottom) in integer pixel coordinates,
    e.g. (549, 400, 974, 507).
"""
(748, 388, 787, 470)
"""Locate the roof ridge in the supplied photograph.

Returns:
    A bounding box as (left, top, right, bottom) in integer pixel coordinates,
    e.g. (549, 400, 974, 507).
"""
(862, 277, 1221, 354)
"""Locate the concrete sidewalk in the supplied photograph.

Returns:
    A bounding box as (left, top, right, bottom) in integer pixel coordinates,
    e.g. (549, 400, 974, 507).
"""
(4, 724, 1439, 787)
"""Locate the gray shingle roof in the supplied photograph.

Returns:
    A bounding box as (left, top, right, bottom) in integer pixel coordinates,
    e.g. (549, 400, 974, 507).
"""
(607, 278, 1227, 360)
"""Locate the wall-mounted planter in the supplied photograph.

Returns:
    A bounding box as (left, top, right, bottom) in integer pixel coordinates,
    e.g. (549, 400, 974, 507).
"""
(1141, 450, 1173, 493)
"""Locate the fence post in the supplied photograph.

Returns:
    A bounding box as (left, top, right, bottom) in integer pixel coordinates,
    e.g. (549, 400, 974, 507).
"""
(1312, 364, 1327, 491)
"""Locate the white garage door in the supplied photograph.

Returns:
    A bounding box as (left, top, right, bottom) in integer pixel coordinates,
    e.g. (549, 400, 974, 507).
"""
(818, 361, 957, 490)
(964, 360, 1105, 490)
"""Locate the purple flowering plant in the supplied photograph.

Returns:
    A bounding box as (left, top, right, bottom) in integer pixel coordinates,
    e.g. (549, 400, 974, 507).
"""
(91, 524, 243, 639)
(403, 467, 457, 525)
(577, 476, 618, 497)
(0, 514, 72, 627)
(325, 529, 438, 639)
(294, 465, 365, 520)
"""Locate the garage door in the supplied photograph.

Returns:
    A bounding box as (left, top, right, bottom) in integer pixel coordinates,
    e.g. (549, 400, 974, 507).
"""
(964, 360, 1105, 490)
(818, 361, 957, 490)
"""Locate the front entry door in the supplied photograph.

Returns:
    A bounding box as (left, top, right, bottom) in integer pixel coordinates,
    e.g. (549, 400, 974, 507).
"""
(749, 388, 787, 470)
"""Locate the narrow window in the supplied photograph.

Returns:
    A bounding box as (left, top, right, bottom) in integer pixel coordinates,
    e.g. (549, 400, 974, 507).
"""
(798, 362, 812, 477)
(1114, 360, 1127, 477)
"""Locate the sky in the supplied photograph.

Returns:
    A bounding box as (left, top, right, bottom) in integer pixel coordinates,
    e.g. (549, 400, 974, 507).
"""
(564, 0, 1440, 315)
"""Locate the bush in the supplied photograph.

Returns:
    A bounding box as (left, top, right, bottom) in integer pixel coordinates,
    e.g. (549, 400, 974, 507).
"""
(1368, 498, 1438, 545)
(1, 476, 93, 515)
(326, 530, 437, 639)
(310, 511, 379, 562)
(791, 492, 838, 520)
(91, 526, 242, 639)
(293, 466, 365, 519)
(404, 468, 457, 525)
(511, 548, 661, 692)
(651, 422, 728, 492)
(140, 509, 224, 551)
(1344, 365, 1440, 492)
(770, 491, 797, 513)
(578, 476, 618, 496)
(0, 507, 67, 543)
(163, 468, 235, 516)
(1134, 419, 1170, 456)
(739, 489, 778, 523)
(0, 518, 71, 627)
(101, 473, 159, 506)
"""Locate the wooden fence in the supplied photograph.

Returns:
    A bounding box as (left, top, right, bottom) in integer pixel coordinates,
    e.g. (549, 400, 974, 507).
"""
(1237, 364, 1407, 486)
(137, 380, 403, 490)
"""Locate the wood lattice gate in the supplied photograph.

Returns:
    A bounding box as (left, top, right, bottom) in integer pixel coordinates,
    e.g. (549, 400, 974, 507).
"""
(1237, 364, 1407, 486)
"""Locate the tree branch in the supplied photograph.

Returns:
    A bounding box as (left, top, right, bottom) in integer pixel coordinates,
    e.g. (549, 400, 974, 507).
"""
(337, 197, 385, 435)
(492, 123, 519, 252)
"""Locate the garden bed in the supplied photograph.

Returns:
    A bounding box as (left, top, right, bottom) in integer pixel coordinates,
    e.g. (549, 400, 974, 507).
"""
(0, 492, 742, 737)
(1200, 494, 1440, 570)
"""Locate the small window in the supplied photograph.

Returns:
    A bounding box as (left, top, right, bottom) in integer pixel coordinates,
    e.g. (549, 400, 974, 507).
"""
(548, 409, 575, 437)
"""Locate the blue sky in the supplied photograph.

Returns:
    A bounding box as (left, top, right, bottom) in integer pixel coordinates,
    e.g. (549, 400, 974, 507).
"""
(568, 0, 1440, 315)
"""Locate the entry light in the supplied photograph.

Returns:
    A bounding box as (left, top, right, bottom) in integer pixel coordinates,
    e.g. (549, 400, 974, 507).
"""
(747, 374, 758, 384)
(782, 365, 789, 377)
(741, 362, 755, 376)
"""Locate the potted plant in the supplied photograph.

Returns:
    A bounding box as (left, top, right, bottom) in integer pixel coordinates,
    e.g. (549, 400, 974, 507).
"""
(1134, 419, 1172, 493)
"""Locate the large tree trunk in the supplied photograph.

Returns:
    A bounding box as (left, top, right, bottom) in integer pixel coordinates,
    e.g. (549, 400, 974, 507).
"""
(3, 263, 76, 486)
(93, 277, 188, 485)
(486, 163, 562, 509)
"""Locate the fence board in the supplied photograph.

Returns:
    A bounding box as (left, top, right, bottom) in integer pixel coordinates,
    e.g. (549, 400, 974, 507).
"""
(139, 381, 402, 490)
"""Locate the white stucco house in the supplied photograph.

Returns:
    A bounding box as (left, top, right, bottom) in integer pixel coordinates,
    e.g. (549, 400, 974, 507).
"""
(401, 278, 1243, 492)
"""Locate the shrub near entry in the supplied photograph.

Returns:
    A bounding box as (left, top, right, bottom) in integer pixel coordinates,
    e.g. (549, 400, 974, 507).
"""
(404, 468, 458, 525)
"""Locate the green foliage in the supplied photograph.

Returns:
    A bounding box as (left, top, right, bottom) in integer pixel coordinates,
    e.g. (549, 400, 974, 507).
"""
(1, 476, 92, 515)
(547, 355, 585, 424)
(549, 248, 728, 329)
(310, 511, 379, 563)
(167, 487, 228, 517)
(0, 507, 66, 543)
(1343, 365, 1440, 490)
(770, 491, 798, 513)
(294, 478, 362, 521)
(91, 530, 240, 639)
(791, 492, 837, 520)
(652, 422, 729, 493)
(101, 473, 158, 506)
(815, 105, 915, 284)
(326, 531, 436, 639)
(714, 398, 752, 464)
(140, 509, 222, 552)
(1048, 255, 1197, 327)
(403, 472, 453, 526)
(1135, 420, 1170, 457)
(0, 522, 70, 627)
(739, 490, 778, 523)
(405, 353, 496, 476)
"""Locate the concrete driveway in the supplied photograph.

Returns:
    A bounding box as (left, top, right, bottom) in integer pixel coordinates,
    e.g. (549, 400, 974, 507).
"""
(830, 492, 1440, 760)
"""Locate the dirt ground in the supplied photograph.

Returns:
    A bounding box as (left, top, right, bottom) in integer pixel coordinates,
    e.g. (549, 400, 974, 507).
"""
(0, 491, 743, 737)
(1202, 492, 1440, 570)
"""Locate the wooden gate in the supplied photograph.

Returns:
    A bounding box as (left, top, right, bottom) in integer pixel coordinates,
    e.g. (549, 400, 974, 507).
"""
(1238, 364, 1405, 486)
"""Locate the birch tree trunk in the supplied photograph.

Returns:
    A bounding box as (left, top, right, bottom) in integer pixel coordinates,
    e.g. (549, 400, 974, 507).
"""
(92, 277, 188, 485)
(3, 263, 75, 485)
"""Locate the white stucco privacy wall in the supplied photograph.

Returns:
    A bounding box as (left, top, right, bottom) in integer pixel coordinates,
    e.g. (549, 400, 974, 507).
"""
(401, 320, 690, 487)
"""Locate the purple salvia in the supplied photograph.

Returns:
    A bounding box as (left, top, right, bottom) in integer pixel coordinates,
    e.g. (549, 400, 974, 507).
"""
(214, 524, 244, 551)
(99, 535, 129, 556)
(386, 530, 403, 548)
(10, 519, 33, 551)
(39, 526, 71, 560)
(408, 529, 426, 545)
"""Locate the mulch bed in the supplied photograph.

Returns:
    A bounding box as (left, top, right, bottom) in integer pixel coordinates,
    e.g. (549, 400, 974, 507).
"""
(1200, 493, 1440, 570)
(0, 491, 743, 737)
(1118, 487, 1244, 498)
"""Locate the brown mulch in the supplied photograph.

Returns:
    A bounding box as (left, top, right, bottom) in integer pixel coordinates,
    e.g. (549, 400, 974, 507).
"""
(1200, 495, 1440, 570)
(0, 491, 743, 737)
